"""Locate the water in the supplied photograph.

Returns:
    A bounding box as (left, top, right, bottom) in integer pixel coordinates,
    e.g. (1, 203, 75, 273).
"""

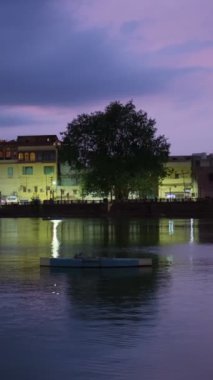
(0, 218, 213, 379)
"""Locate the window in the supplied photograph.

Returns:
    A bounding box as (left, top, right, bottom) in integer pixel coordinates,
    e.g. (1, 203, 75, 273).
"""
(5, 150, 11, 159)
(36, 151, 56, 162)
(42, 151, 56, 161)
(37, 152, 42, 161)
(24, 153, 29, 161)
(175, 173, 180, 179)
(18, 153, 24, 160)
(34, 186, 38, 193)
(30, 152, 35, 161)
(44, 166, 54, 175)
(7, 167, 13, 177)
(22, 166, 33, 175)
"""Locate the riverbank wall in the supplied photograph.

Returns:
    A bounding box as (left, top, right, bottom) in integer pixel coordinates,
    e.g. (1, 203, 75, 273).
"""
(0, 199, 213, 218)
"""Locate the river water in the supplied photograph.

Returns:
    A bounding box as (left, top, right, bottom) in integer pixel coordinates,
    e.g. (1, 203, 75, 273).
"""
(0, 218, 213, 379)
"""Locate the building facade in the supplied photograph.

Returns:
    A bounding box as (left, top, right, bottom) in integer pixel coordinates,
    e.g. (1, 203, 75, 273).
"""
(158, 156, 196, 200)
(192, 153, 213, 198)
(1, 135, 213, 202)
(0, 135, 59, 202)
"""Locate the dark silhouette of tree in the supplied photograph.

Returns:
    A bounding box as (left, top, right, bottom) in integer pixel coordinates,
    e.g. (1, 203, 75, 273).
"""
(60, 101, 170, 200)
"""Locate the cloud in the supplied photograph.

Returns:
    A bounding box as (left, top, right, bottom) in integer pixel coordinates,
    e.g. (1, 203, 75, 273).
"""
(1, 0, 213, 154)
(0, 0, 206, 108)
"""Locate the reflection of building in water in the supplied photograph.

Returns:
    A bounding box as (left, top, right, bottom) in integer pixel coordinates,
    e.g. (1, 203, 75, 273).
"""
(198, 220, 213, 243)
(168, 220, 174, 235)
(0, 218, 52, 248)
(59, 219, 160, 248)
(51, 220, 62, 258)
(168, 219, 194, 243)
(190, 218, 194, 244)
(159, 219, 198, 245)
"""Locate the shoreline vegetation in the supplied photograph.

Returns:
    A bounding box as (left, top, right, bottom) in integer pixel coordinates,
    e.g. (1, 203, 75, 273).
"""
(0, 199, 213, 218)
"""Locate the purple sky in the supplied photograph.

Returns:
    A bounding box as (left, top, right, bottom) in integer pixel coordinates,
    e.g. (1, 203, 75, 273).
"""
(1, 0, 213, 154)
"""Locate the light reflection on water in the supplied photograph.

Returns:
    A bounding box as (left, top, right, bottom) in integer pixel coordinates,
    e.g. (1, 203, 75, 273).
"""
(1, 218, 213, 379)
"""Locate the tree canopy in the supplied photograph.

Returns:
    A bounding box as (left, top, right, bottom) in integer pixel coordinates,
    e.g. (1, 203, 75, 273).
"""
(60, 100, 170, 200)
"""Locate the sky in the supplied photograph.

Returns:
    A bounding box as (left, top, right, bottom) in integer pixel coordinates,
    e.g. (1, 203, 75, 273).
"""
(1, 0, 213, 154)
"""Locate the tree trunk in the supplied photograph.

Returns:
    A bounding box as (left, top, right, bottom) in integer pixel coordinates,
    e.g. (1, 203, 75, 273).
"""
(114, 187, 129, 200)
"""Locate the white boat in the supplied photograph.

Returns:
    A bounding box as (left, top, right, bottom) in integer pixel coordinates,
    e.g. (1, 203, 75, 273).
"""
(40, 257, 152, 268)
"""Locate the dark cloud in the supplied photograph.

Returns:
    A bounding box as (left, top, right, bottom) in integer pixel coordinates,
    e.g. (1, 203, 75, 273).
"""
(0, 112, 39, 128)
(0, 0, 194, 107)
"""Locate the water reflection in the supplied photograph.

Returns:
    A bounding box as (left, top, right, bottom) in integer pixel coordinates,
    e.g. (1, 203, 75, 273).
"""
(0, 218, 202, 259)
(39, 266, 171, 345)
(198, 219, 213, 243)
(168, 219, 174, 235)
(1, 218, 213, 380)
(66, 268, 158, 321)
(50, 219, 62, 258)
(49, 218, 200, 257)
(190, 218, 194, 243)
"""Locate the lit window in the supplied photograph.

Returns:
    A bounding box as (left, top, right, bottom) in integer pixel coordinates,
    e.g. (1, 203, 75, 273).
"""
(44, 166, 54, 175)
(7, 167, 13, 177)
(18, 153, 24, 160)
(30, 152, 36, 161)
(22, 166, 33, 175)
(24, 153, 29, 161)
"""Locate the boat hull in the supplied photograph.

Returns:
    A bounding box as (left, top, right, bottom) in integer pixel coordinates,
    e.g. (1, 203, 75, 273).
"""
(40, 257, 152, 268)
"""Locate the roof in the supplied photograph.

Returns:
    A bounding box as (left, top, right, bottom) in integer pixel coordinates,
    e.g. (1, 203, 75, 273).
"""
(17, 135, 59, 146)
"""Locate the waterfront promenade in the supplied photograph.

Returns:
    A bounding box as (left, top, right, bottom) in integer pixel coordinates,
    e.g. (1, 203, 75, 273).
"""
(0, 198, 213, 218)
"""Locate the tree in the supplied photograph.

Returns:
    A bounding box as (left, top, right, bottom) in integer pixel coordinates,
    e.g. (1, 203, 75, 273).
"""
(60, 100, 170, 200)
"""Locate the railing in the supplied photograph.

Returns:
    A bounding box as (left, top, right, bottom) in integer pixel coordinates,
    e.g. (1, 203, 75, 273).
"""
(2, 197, 213, 207)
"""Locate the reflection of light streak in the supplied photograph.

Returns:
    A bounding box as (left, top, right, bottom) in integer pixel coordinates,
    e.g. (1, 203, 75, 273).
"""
(190, 218, 194, 243)
(168, 220, 174, 235)
(167, 255, 174, 264)
(50, 220, 62, 258)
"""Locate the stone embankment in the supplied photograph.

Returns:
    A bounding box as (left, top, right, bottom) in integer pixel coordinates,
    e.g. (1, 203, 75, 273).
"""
(0, 199, 213, 218)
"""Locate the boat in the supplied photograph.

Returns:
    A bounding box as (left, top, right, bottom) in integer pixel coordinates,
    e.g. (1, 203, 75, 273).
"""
(40, 257, 152, 268)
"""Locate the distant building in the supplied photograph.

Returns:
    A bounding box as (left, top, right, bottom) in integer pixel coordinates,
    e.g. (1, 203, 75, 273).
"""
(57, 162, 81, 200)
(192, 153, 213, 198)
(0, 135, 59, 202)
(0, 139, 19, 200)
(158, 155, 196, 200)
(1, 134, 213, 201)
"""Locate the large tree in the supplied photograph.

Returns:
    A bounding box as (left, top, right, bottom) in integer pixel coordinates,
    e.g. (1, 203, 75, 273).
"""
(60, 101, 170, 200)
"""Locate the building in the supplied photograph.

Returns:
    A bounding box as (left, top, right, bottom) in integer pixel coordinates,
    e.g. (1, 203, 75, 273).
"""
(192, 153, 213, 198)
(1, 134, 213, 202)
(0, 139, 19, 199)
(58, 162, 82, 200)
(158, 155, 196, 200)
(0, 135, 59, 202)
